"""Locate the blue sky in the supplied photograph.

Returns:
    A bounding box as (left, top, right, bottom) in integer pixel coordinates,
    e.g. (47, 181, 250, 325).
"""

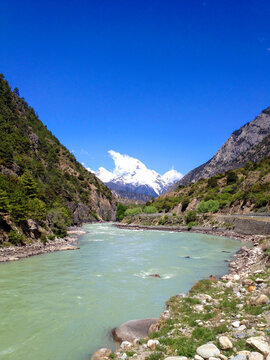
(1, 0, 270, 175)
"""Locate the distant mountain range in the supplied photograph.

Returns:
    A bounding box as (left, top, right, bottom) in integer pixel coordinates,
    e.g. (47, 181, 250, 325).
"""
(171, 106, 270, 189)
(90, 151, 183, 201)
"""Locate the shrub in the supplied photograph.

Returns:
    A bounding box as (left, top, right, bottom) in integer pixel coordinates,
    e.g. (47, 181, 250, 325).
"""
(207, 177, 218, 188)
(181, 198, 189, 212)
(226, 171, 238, 185)
(8, 230, 26, 245)
(124, 207, 142, 216)
(40, 233, 47, 244)
(185, 210, 197, 223)
(144, 205, 157, 214)
(116, 203, 128, 221)
(197, 200, 219, 213)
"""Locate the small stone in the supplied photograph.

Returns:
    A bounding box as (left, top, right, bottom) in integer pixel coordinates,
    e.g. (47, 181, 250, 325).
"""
(234, 332, 246, 339)
(196, 343, 220, 358)
(232, 355, 247, 360)
(248, 352, 264, 360)
(237, 352, 250, 357)
(266, 354, 270, 360)
(248, 286, 256, 292)
(255, 278, 264, 284)
(236, 314, 241, 319)
(165, 357, 188, 360)
(219, 336, 233, 350)
(237, 325, 247, 332)
(232, 321, 241, 328)
(236, 304, 244, 310)
(251, 294, 269, 306)
(121, 341, 132, 349)
(121, 354, 127, 360)
(194, 305, 204, 312)
(246, 337, 270, 356)
(209, 358, 220, 360)
(243, 279, 254, 286)
(195, 356, 204, 360)
(234, 274, 240, 281)
(90, 348, 113, 360)
(226, 281, 233, 288)
(147, 339, 160, 350)
(219, 355, 228, 360)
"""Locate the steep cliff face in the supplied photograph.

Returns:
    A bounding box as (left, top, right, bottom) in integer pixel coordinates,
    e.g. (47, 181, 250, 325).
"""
(174, 107, 270, 187)
(0, 75, 116, 245)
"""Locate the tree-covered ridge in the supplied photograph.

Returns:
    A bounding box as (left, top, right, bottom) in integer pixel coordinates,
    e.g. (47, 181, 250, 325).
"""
(0, 74, 115, 245)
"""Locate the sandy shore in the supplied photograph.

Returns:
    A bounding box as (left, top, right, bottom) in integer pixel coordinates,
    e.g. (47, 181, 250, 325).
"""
(0, 227, 87, 263)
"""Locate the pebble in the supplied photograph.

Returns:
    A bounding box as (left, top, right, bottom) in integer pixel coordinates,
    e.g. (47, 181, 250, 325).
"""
(195, 355, 204, 360)
(246, 337, 270, 356)
(219, 336, 233, 350)
(196, 343, 220, 359)
(248, 352, 264, 360)
(164, 357, 188, 360)
(232, 321, 241, 328)
(120, 341, 132, 349)
(219, 355, 228, 360)
(121, 354, 127, 360)
(232, 355, 247, 360)
(233, 332, 246, 339)
(255, 278, 264, 284)
(237, 325, 247, 331)
(251, 294, 269, 306)
(147, 339, 160, 350)
(236, 304, 244, 310)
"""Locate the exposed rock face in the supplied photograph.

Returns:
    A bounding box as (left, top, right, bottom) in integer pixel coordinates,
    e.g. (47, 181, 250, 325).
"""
(112, 318, 159, 343)
(173, 107, 270, 187)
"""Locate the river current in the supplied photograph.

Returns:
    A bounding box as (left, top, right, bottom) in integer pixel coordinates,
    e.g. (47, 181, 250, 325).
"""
(0, 223, 242, 360)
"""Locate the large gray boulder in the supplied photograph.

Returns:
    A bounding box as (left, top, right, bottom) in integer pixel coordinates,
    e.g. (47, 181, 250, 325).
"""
(112, 318, 159, 343)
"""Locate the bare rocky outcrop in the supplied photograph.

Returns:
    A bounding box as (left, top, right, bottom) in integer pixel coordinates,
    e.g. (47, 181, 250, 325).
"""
(172, 107, 270, 187)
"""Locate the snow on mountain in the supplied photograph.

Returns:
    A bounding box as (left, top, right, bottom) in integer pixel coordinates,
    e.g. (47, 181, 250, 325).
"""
(95, 166, 116, 183)
(91, 151, 183, 199)
(162, 169, 183, 185)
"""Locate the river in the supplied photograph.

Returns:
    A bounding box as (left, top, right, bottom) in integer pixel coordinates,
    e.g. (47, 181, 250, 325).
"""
(0, 223, 242, 360)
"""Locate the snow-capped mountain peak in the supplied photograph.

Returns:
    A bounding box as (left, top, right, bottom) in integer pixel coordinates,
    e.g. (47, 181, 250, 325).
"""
(162, 169, 183, 184)
(95, 167, 116, 183)
(88, 150, 183, 200)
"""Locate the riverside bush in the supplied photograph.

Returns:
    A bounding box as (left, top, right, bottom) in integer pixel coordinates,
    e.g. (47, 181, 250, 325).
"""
(185, 210, 197, 224)
(197, 199, 220, 213)
(124, 207, 142, 216)
(144, 205, 157, 214)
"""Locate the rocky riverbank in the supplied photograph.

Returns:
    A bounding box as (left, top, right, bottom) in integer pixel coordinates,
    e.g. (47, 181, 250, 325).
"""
(91, 235, 270, 360)
(0, 227, 86, 262)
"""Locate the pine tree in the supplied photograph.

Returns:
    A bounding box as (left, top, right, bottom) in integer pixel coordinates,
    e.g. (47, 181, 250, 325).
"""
(0, 189, 9, 212)
(20, 171, 37, 198)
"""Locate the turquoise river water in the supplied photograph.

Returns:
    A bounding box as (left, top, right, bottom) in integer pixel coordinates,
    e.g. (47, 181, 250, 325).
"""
(0, 223, 242, 360)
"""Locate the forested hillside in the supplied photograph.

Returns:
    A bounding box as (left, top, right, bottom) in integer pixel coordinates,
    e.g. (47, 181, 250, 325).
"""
(0, 75, 116, 245)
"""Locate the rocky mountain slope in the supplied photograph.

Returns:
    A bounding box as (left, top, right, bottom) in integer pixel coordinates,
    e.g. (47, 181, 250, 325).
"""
(94, 150, 183, 201)
(172, 107, 270, 188)
(0, 75, 116, 245)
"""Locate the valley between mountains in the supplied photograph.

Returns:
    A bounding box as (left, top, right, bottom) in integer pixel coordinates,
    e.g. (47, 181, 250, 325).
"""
(0, 74, 270, 360)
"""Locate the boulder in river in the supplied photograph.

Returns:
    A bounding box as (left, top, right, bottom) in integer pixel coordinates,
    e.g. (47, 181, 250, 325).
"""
(112, 318, 159, 343)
